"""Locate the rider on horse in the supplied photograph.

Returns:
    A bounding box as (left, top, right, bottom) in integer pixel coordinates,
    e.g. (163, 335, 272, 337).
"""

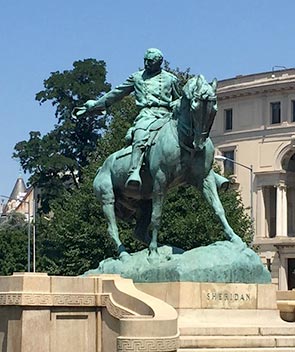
(76, 48, 181, 188)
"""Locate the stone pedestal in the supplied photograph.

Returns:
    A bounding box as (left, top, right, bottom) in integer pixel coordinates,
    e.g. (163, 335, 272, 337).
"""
(2, 273, 295, 351)
(136, 282, 295, 351)
(0, 273, 178, 352)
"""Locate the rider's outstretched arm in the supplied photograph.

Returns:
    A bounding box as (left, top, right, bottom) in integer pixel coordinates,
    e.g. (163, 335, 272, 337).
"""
(88, 75, 135, 111)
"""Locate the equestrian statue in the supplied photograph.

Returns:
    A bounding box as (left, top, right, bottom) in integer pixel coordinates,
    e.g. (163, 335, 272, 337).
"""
(72, 48, 243, 259)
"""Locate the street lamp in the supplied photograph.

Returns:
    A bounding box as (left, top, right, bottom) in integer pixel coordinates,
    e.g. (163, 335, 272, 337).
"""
(214, 155, 254, 223)
(17, 191, 36, 273)
(0, 194, 31, 272)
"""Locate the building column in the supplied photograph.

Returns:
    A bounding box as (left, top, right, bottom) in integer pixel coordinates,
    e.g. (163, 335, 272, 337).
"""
(276, 184, 288, 237)
(278, 254, 288, 290)
(256, 186, 265, 238)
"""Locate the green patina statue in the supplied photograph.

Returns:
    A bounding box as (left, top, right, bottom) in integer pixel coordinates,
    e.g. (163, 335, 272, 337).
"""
(73, 48, 244, 260)
(74, 48, 181, 188)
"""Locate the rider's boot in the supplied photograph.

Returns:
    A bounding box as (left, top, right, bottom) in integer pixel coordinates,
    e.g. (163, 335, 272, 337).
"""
(125, 146, 144, 189)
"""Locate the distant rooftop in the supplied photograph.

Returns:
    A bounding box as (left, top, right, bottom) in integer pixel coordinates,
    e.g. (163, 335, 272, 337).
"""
(8, 176, 27, 201)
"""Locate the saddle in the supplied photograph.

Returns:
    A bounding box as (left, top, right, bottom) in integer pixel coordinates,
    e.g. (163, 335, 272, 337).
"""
(116, 117, 171, 161)
(146, 116, 170, 148)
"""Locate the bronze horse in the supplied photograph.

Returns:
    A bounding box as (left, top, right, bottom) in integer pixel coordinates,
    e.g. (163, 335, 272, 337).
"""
(93, 75, 243, 258)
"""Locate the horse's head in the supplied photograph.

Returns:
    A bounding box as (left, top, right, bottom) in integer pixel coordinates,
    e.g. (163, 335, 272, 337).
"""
(181, 75, 218, 150)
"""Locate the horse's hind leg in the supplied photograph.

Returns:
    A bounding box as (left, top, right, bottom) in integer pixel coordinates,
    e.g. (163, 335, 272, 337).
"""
(134, 200, 152, 245)
(202, 170, 244, 245)
(93, 173, 127, 257)
(101, 202, 128, 256)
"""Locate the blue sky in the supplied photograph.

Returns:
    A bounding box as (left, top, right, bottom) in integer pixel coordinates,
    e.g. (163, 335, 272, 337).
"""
(1, 0, 294, 197)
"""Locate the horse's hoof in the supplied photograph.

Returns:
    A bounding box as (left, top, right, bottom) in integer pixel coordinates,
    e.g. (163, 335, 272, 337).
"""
(119, 251, 130, 263)
(231, 234, 246, 250)
(147, 246, 160, 264)
(147, 253, 160, 265)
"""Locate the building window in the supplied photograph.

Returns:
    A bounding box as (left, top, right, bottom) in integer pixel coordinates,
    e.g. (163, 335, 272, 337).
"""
(224, 109, 233, 131)
(271, 102, 281, 124)
(223, 150, 235, 175)
(292, 100, 295, 122)
(263, 186, 276, 238)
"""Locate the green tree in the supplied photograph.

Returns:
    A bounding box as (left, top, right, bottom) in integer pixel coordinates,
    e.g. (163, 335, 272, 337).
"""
(160, 185, 253, 250)
(36, 163, 115, 275)
(14, 59, 111, 212)
(0, 213, 28, 275)
(34, 58, 111, 169)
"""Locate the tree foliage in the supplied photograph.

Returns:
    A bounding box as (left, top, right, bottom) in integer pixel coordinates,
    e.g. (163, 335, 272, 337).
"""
(36, 165, 115, 275)
(35, 59, 111, 122)
(14, 59, 111, 212)
(0, 213, 28, 275)
(160, 185, 253, 250)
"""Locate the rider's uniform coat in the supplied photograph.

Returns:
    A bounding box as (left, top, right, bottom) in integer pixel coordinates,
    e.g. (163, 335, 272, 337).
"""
(93, 69, 181, 143)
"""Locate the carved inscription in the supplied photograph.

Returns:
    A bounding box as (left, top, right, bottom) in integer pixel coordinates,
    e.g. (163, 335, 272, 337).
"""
(206, 292, 251, 302)
(202, 286, 256, 309)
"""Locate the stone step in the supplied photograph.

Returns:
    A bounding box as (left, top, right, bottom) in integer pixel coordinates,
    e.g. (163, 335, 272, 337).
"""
(178, 348, 295, 352)
(179, 326, 295, 336)
(179, 335, 295, 349)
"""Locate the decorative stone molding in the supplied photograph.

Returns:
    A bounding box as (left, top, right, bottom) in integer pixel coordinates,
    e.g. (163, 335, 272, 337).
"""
(100, 293, 135, 318)
(0, 292, 121, 308)
(0, 293, 97, 306)
(117, 336, 179, 352)
(0, 294, 22, 305)
(23, 294, 52, 305)
(0, 291, 140, 321)
(52, 294, 96, 306)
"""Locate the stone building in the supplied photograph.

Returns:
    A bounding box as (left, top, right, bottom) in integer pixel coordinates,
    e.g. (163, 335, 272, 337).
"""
(0, 176, 34, 222)
(212, 68, 295, 290)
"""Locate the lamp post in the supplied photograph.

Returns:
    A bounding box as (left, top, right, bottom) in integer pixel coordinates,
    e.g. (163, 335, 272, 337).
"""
(32, 194, 36, 273)
(214, 156, 254, 223)
(0, 194, 31, 272)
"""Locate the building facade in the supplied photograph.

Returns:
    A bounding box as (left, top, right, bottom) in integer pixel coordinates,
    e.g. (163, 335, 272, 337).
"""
(212, 68, 295, 290)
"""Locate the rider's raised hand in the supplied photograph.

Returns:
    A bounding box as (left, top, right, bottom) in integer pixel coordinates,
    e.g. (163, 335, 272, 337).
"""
(71, 99, 105, 120)
(71, 100, 96, 119)
(71, 106, 87, 119)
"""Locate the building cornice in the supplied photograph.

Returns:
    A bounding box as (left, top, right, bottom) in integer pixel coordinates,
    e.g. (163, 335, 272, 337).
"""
(217, 69, 295, 100)
(254, 237, 295, 246)
(212, 125, 295, 145)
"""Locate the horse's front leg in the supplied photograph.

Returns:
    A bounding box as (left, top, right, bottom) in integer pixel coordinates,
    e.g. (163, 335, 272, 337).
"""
(94, 172, 128, 260)
(134, 200, 152, 245)
(202, 170, 244, 246)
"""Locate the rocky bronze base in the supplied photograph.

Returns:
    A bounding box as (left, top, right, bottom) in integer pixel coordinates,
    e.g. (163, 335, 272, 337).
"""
(84, 241, 271, 284)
